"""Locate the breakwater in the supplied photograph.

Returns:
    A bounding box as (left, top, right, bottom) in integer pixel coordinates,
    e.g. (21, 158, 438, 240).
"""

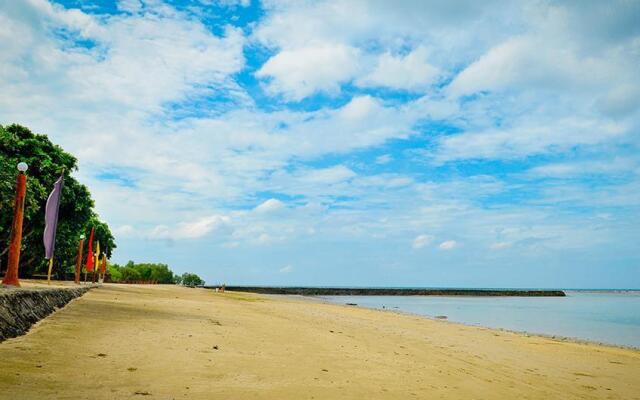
(214, 287, 566, 297)
(0, 286, 93, 342)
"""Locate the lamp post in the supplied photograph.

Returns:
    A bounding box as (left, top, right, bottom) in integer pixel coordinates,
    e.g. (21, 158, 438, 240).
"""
(75, 234, 85, 284)
(2, 162, 28, 287)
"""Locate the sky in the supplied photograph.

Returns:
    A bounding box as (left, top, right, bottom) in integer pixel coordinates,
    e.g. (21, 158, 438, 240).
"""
(1, 0, 639, 288)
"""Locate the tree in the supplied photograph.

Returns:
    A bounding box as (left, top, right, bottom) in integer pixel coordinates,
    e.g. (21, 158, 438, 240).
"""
(0, 124, 116, 277)
(108, 261, 176, 283)
(180, 272, 204, 287)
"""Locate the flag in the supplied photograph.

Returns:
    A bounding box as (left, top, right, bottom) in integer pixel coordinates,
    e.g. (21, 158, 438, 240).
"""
(95, 241, 100, 267)
(100, 255, 107, 275)
(43, 174, 64, 260)
(85, 227, 95, 272)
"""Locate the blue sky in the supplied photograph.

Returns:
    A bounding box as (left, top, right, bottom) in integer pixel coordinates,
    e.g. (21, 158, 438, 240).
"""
(1, 0, 639, 288)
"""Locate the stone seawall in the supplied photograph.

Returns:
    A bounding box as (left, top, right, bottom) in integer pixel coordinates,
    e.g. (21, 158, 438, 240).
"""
(217, 286, 566, 297)
(0, 286, 92, 342)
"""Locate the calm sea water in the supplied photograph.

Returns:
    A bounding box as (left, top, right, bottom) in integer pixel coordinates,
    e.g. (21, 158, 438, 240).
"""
(321, 291, 640, 348)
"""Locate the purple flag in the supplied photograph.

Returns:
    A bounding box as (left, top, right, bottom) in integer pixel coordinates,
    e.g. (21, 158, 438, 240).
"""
(43, 174, 64, 260)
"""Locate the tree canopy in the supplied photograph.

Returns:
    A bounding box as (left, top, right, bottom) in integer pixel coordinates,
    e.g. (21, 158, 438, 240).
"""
(179, 272, 205, 287)
(0, 123, 115, 278)
(108, 261, 175, 284)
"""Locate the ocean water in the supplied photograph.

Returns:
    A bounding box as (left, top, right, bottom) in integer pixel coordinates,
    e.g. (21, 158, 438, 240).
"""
(321, 291, 640, 348)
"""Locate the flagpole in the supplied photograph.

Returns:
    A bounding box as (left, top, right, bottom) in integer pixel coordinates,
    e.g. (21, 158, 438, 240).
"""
(75, 235, 84, 284)
(47, 258, 54, 285)
(85, 227, 95, 284)
(2, 162, 28, 287)
(92, 251, 97, 284)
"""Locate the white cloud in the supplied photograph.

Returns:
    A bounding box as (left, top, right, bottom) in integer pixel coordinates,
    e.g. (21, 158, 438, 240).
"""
(254, 198, 285, 213)
(439, 240, 457, 250)
(113, 224, 136, 237)
(433, 117, 626, 163)
(412, 234, 434, 249)
(117, 0, 142, 13)
(375, 154, 393, 165)
(150, 215, 230, 240)
(357, 47, 439, 91)
(490, 242, 511, 250)
(279, 264, 293, 273)
(301, 165, 356, 184)
(257, 233, 274, 244)
(527, 158, 638, 178)
(256, 43, 361, 100)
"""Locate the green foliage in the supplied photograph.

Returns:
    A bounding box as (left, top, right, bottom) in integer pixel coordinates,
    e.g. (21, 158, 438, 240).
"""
(107, 263, 123, 282)
(0, 124, 116, 277)
(180, 272, 205, 287)
(90, 216, 116, 259)
(108, 261, 175, 283)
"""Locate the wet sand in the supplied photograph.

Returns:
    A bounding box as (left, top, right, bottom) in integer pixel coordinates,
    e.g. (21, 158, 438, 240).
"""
(0, 283, 638, 399)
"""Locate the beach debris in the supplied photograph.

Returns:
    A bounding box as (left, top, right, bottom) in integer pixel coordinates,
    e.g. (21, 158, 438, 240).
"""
(134, 391, 151, 396)
(97, 353, 107, 357)
(213, 345, 219, 350)
(321, 369, 329, 372)
(127, 367, 137, 372)
(346, 303, 358, 306)
(208, 319, 222, 326)
(434, 315, 448, 320)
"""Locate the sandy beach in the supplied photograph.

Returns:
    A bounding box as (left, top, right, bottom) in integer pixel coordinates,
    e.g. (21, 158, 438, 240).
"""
(1, 284, 639, 399)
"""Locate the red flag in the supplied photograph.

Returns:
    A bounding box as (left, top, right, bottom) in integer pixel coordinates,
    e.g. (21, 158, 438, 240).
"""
(100, 255, 106, 274)
(85, 227, 95, 272)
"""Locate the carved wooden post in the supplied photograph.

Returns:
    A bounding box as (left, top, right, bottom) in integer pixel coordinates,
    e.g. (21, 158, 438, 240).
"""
(2, 163, 28, 287)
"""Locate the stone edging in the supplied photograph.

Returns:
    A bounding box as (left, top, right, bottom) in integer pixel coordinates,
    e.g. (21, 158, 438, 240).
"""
(0, 286, 94, 342)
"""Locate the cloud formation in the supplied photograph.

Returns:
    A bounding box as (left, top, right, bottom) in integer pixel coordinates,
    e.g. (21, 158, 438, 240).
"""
(1, 0, 638, 287)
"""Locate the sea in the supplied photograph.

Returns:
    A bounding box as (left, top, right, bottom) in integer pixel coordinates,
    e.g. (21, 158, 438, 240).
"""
(321, 290, 640, 348)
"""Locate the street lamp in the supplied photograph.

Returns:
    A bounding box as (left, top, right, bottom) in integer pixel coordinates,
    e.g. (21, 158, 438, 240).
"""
(2, 162, 28, 286)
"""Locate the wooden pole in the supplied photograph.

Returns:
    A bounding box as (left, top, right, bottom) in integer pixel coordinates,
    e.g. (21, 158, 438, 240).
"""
(92, 253, 97, 284)
(2, 169, 27, 287)
(46, 258, 53, 285)
(75, 238, 84, 284)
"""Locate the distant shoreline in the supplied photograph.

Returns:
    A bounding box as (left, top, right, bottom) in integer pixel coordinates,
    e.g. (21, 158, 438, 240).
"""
(210, 286, 566, 296)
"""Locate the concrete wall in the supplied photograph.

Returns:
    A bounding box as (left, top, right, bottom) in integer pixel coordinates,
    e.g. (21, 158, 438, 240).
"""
(0, 286, 92, 342)
(218, 286, 566, 297)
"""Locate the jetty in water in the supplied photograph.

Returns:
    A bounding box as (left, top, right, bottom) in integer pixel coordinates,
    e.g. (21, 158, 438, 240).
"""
(210, 287, 566, 297)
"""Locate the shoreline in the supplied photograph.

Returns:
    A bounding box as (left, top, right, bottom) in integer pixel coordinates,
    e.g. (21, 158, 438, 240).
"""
(1, 284, 638, 399)
(308, 290, 640, 352)
(284, 293, 640, 352)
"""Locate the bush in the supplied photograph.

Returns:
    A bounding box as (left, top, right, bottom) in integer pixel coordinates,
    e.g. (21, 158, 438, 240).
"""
(180, 273, 204, 287)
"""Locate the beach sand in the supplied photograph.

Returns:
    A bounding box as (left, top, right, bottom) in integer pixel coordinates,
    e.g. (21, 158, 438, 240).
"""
(0, 283, 638, 399)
